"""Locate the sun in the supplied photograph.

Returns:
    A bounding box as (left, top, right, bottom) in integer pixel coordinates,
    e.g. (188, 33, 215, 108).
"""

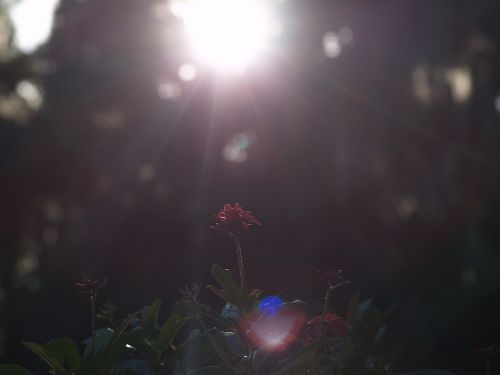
(182, 0, 276, 72)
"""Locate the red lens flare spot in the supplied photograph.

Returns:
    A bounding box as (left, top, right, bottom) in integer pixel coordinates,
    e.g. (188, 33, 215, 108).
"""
(240, 304, 306, 352)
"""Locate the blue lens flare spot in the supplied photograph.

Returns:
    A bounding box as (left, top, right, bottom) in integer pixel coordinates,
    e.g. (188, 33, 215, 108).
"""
(258, 296, 283, 315)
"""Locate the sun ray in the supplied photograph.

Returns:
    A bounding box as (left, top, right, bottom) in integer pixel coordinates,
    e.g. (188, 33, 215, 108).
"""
(151, 73, 206, 164)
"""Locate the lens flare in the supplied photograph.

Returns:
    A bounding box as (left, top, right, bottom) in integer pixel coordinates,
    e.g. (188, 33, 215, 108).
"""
(258, 296, 283, 315)
(241, 302, 306, 352)
(9, 0, 60, 53)
(183, 0, 275, 72)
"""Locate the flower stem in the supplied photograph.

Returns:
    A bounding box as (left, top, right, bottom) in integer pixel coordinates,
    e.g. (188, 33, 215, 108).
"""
(91, 294, 96, 354)
(234, 237, 245, 290)
(319, 286, 333, 337)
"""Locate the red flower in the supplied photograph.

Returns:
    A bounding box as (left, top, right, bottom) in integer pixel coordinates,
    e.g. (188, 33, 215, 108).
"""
(316, 269, 351, 290)
(302, 313, 349, 345)
(211, 203, 260, 237)
(75, 275, 108, 297)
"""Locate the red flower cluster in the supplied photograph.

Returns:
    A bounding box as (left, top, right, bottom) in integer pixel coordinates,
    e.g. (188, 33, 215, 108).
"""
(75, 276, 108, 297)
(302, 313, 349, 345)
(211, 203, 260, 237)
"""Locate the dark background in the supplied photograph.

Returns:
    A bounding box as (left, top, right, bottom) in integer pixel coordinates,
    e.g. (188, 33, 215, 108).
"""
(1, 0, 500, 374)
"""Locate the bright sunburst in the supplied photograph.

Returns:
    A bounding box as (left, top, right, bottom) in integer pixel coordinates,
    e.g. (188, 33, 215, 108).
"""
(182, 0, 276, 72)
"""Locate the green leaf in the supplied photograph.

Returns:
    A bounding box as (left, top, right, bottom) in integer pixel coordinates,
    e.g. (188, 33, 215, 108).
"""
(79, 319, 131, 375)
(220, 332, 245, 356)
(44, 337, 80, 372)
(158, 313, 190, 353)
(273, 338, 338, 375)
(248, 289, 263, 301)
(171, 301, 198, 319)
(346, 292, 360, 323)
(0, 364, 34, 375)
(356, 298, 373, 320)
(82, 328, 114, 359)
(210, 265, 241, 306)
(141, 299, 162, 336)
(181, 329, 230, 371)
(172, 301, 233, 329)
(360, 307, 382, 340)
(205, 285, 229, 304)
(206, 330, 234, 367)
(242, 289, 264, 311)
(22, 341, 66, 374)
(181, 330, 216, 370)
